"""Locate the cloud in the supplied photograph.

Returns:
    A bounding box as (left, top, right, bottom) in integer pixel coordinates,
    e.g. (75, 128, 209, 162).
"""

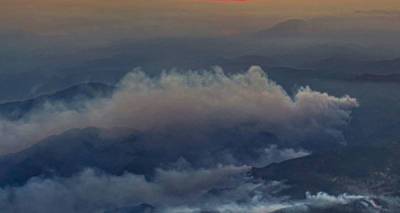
(0, 66, 358, 154)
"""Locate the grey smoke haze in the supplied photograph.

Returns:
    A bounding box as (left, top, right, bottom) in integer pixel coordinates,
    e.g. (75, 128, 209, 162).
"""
(0, 66, 358, 154)
(0, 165, 391, 213)
(0, 165, 251, 213)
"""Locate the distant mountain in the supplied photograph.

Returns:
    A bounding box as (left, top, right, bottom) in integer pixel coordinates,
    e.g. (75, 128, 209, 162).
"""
(310, 57, 400, 75)
(252, 142, 400, 198)
(365, 58, 400, 74)
(353, 73, 400, 83)
(255, 19, 320, 38)
(0, 82, 114, 120)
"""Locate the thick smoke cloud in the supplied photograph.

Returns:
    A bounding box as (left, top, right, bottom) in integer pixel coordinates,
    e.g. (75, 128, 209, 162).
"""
(0, 65, 390, 213)
(0, 66, 358, 154)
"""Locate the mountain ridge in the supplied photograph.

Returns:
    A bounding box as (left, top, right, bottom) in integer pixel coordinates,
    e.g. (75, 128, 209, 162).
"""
(251, 141, 400, 198)
(0, 82, 115, 120)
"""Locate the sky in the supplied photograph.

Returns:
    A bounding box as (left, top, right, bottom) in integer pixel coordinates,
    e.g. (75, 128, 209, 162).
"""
(2, 0, 400, 39)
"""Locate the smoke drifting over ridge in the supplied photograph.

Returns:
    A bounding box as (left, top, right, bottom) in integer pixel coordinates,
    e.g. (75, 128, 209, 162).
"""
(0, 166, 391, 213)
(0, 166, 250, 213)
(0, 66, 358, 154)
(0, 65, 392, 213)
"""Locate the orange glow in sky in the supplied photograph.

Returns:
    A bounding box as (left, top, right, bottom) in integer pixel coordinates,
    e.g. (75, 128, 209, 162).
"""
(1, 0, 400, 39)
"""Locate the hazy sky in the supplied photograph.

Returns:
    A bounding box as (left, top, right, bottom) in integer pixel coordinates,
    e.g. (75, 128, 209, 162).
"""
(2, 0, 400, 39)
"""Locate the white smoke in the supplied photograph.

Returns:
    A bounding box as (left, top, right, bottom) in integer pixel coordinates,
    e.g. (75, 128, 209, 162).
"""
(164, 191, 387, 213)
(254, 145, 310, 167)
(0, 66, 358, 154)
